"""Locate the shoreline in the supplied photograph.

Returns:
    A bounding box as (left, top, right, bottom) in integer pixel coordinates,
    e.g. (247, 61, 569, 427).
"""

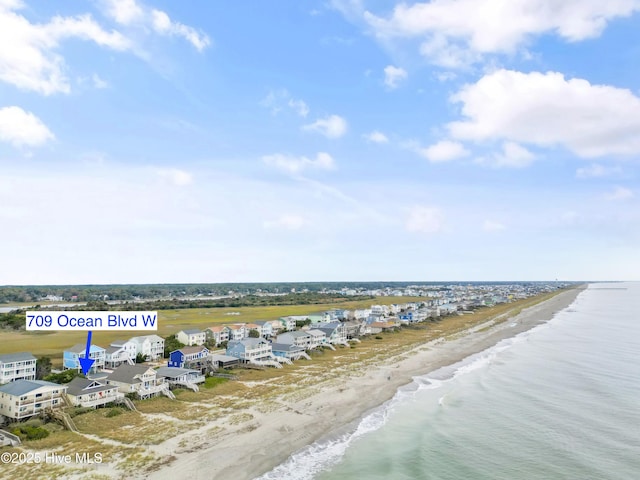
(147, 286, 586, 480)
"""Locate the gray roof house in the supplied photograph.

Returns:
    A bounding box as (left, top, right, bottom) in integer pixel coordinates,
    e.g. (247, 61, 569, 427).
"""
(65, 377, 124, 408)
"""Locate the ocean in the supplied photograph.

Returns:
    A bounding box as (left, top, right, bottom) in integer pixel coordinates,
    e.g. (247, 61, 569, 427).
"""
(257, 283, 640, 480)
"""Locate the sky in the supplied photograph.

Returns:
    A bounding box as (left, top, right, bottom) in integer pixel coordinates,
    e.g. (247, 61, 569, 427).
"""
(1, 0, 639, 285)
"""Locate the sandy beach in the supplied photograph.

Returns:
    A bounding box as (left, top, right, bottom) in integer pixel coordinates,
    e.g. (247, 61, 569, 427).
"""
(142, 287, 584, 480)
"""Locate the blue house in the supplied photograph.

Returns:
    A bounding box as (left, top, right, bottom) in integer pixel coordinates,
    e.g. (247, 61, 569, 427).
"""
(167, 346, 209, 371)
(63, 344, 105, 374)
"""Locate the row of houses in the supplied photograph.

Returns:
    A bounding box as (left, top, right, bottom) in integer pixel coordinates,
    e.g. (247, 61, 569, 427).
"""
(0, 362, 208, 422)
(0, 300, 450, 424)
(61, 335, 165, 375)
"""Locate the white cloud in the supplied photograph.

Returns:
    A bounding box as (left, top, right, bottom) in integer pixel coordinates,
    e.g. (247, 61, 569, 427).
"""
(102, 0, 144, 25)
(419, 140, 469, 163)
(302, 115, 348, 139)
(92, 73, 109, 89)
(364, 1, 640, 68)
(263, 214, 308, 230)
(260, 89, 309, 117)
(483, 220, 506, 232)
(576, 163, 622, 179)
(101, 0, 210, 51)
(156, 168, 193, 186)
(288, 98, 309, 118)
(0, 2, 130, 94)
(383, 65, 407, 89)
(604, 186, 634, 201)
(406, 206, 445, 234)
(447, 69, 640, 158)
(476, 141, 535, 168)
(0, 106, 54, 147)
(363, 130, 389, 143)
(150, 9, 210, 51)
(262, 152, 336, 174)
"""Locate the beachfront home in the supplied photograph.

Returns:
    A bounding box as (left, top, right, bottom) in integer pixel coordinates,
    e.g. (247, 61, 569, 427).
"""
(343, 320, 365, 339)
(369, 322, 397, 334)
(65, 377, 124, 408)
(209, 354, 240, 370)
(105, 364, 169, 399)
(104, 341, 136, 369)
(276, 331, 313, 350)
(129, 335, 165, 361)
(278, 316, 299, 331)
(226, 338, 273, 363)
(156, 367, 205, 391)
(63, 344, 105, 374)
(254, 321, 274, 338)
(167, 346, 210, 371)
(176, 329, 206, 346)
(227, 324, 247, 340)
(205, 326, 230, 346)
(271, 343, 311, 361)
(307, 329, 328, 349)
(0, 380, 67, 421)
(315, 322, 348, 346)
(245, 323, 265, 338)
(0, 352, 37, 384)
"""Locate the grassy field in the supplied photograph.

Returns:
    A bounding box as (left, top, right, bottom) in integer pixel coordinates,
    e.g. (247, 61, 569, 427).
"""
(0, 296, 423, 360)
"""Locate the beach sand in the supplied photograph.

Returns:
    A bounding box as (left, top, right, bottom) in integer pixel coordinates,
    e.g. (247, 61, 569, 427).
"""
(146, 287, 584, 480)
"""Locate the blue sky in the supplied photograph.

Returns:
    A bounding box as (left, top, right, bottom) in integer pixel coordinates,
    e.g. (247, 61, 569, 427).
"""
(1, 0, 639, 284)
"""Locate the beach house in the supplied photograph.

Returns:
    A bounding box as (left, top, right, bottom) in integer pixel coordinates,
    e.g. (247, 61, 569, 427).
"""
(105, 364, 169, 399)
(278, 316, 299, 331)
(176, 329, 206, 346)
(0, 352, 37, 384)
(271, 343, 311, 361)
(104, 340, 136, 368)
(315, 322, 348, 346)
(65, 377, 124, 408)
(155, 367, 205, 391)
(205, 326, 230, 346)
(306, 329, 328, 349)
(129, 335, 165, 361)
(167, 346, 210, 371)
(226, 338, 273, 363)
(0, 380, 67, 421)
(227, 324, 247, 341)
(63, 344, 105, 374)
(276, 331, 314, 350)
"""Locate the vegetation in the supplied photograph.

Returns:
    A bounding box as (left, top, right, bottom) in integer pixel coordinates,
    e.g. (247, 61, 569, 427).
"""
(43, 369, 79, 384)
(106, 407, 125, 418)
(163, 335, 185, 357)
(35, 356, 52, 379)
(12, 425, 50, 441)
(248, 329, 260, 338)
(295, 318, 312, 328)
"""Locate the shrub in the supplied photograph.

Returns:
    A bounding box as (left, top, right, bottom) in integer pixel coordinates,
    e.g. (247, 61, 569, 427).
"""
(375, 336, 383, 340)
(12, 425, 50, 441)
(106, 407, 124, 418)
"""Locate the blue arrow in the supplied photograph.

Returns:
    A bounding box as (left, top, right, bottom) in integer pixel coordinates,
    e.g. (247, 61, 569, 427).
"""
(79, 331, 95, 375)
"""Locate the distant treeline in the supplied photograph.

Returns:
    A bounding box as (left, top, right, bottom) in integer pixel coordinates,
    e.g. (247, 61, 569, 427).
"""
(0, 293, 374, 330)
(0, 281, 558, 303)
(0, 283, 376, 302)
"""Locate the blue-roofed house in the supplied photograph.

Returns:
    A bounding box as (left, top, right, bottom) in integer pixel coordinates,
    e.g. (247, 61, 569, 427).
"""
(63, 344, 105, 374)
(0, 380, 67, 421)
(0, 352, 37, 384)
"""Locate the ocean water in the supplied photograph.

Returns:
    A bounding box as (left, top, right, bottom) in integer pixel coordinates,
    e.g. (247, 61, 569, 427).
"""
(257, 283, 640, 480)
